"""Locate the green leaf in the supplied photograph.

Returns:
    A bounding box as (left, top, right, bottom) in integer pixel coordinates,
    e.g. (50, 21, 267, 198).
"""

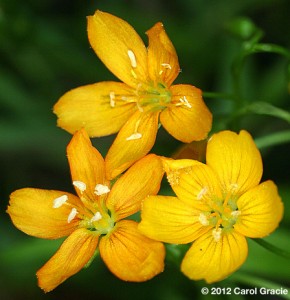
(255, 130, 290, 149)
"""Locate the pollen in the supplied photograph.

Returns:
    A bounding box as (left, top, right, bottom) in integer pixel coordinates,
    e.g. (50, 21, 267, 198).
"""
(199, 213, 209, 226)
(67, 207, 78, 223)
(91, 211, 102, 222)
(212, 228, 222, 242)
(197, 187, 208, 200)
(73, 181, 86, 193)
(127, 49, 137, 68)
(231, 210, 241, 217)
(109, 91, 116, 107)
(126, 132, 142, 141)
(94, 184, 110, 196)
(179, 96, 192, 108)
(53, 195, 68, 208)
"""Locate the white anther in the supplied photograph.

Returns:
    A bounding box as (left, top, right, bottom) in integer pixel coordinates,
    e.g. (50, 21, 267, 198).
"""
(231, 210, 241, 217)
(109, 91, 115, 107)
(73, 181, 86, 193)
(161, 63, 172, 69)
(179, 96, 192, 108)
(91, 211, 102, 222)
(67, 208, 78, 223)
(53, 195, 68, 208)
(212, 228, 222, 242)
(199, 213, 209, 226)
(230, 183, 239, 191)
(128, 50, 137, 68)
(197, 187, 208, 200)
(126, 132, 142, 141)
(94, 184, 110, 196)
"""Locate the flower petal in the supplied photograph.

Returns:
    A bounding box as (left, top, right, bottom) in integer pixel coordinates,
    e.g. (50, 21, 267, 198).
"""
(107, 154, 164, 220)
(206, 130, 263, 195)
(160, 84, 212, 142)
(235, 180, 283, 238)
(139, 195, 210, 244)
(87, 10, 149, 88)
(99, 220, 165, 282)
(37, 228, 99, 292)
(53, 82, 136, 137)
(105, 111, 159, 179)
(7, 188, 82, 239)
(181, 230, 248, 283)
(67, 129, 108, 200)
(146, 22, 180, 86)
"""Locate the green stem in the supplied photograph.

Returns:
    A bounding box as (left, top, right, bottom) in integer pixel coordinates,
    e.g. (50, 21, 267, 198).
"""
(202, 91, 233, 99)
(254, 130, 290, 149)
(252, 238, 290, 259)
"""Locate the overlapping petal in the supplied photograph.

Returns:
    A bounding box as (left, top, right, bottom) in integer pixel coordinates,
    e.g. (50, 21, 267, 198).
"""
(147, 22, 180, 86)
(54, 82, 136, 137)
(99, 220, 165, 282)
(105, 110, 159, 179)
(139, 196, 210, 244)
(160, 84, 212, 143)
(106, 154, 164, 221)
(67, 129, 108, 200)
(181, 230, 248, 283)
(206, 130, 263, 196)
(87, 10, 149, 88)
(7, 188, 82, 239)
(37, 228, 99, 292)
(235, 180, 283, 238)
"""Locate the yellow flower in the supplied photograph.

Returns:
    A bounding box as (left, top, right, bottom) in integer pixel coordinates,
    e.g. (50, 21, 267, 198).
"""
(53, 10, 212, 179)
(7, 129, 165, 292)
(139, 130, 283, 283)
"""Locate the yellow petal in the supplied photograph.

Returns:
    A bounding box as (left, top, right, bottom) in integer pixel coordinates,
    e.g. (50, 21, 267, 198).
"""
(181, 230, 248, 283)
(206, 130, 263, 196)
(146, 22, 180, 86)
(160, 84, 212, 142)
(99, 220, 165, 282)
(235, 180, 284, 238)
(105, 111, 159, 179)
(107, 154, 164, 220)
(37, 228, 99, 292)
(139, 195, 210, 244)
(87, 10, 149, 88)
(7, 188, 82, 239)
(54, 82, 136, 137)
(67, 129, 108, 200)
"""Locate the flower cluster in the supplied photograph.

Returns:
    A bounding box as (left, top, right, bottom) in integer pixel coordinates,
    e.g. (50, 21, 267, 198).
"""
(7, 10, 283, 292)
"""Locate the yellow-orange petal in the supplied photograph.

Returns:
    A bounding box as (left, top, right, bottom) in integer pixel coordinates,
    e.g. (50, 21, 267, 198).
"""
(105, 110, 159, 180)
(99, 220, 165, 282)
(67, 129, 108, 200)
(181, 230, 248, 283)
(160, 84, 212, 143)
(146, 22, 180, 87)
(139, 195, 210, 244)
(37, 228, 99, 292)
(87, 10, 149, 88)
(53, 81, 136, 137)
(234, 180, 283, 238)
(7, 188, 82, 239)
(106, 154, 164, 221)
(206, 130, 263, 196)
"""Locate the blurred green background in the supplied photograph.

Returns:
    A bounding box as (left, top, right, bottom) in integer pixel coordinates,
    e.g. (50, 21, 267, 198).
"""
(0, 0, 289, 299)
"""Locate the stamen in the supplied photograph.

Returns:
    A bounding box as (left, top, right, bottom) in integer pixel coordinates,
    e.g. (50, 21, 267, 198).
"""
(230, 183, 238, 191)
(231, 210, 241, 217)
(91, 211, 102, 222)
(109, 91, 115, 107)
(53, 195, 68, 208)
(94, 184, 110, 196)
(73, 181, 86, 193)
(131, 70, 137, 79)
(126, 132, 142, 141)
(197, 187, 208, 200)
(127, 50, 137, 68)
(199, 213, 209, 226)
(161, 63, 172, 69)
(67, 208, 78, 223)
(212, 228, 222, 242)
(179, 96, 192, 108)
